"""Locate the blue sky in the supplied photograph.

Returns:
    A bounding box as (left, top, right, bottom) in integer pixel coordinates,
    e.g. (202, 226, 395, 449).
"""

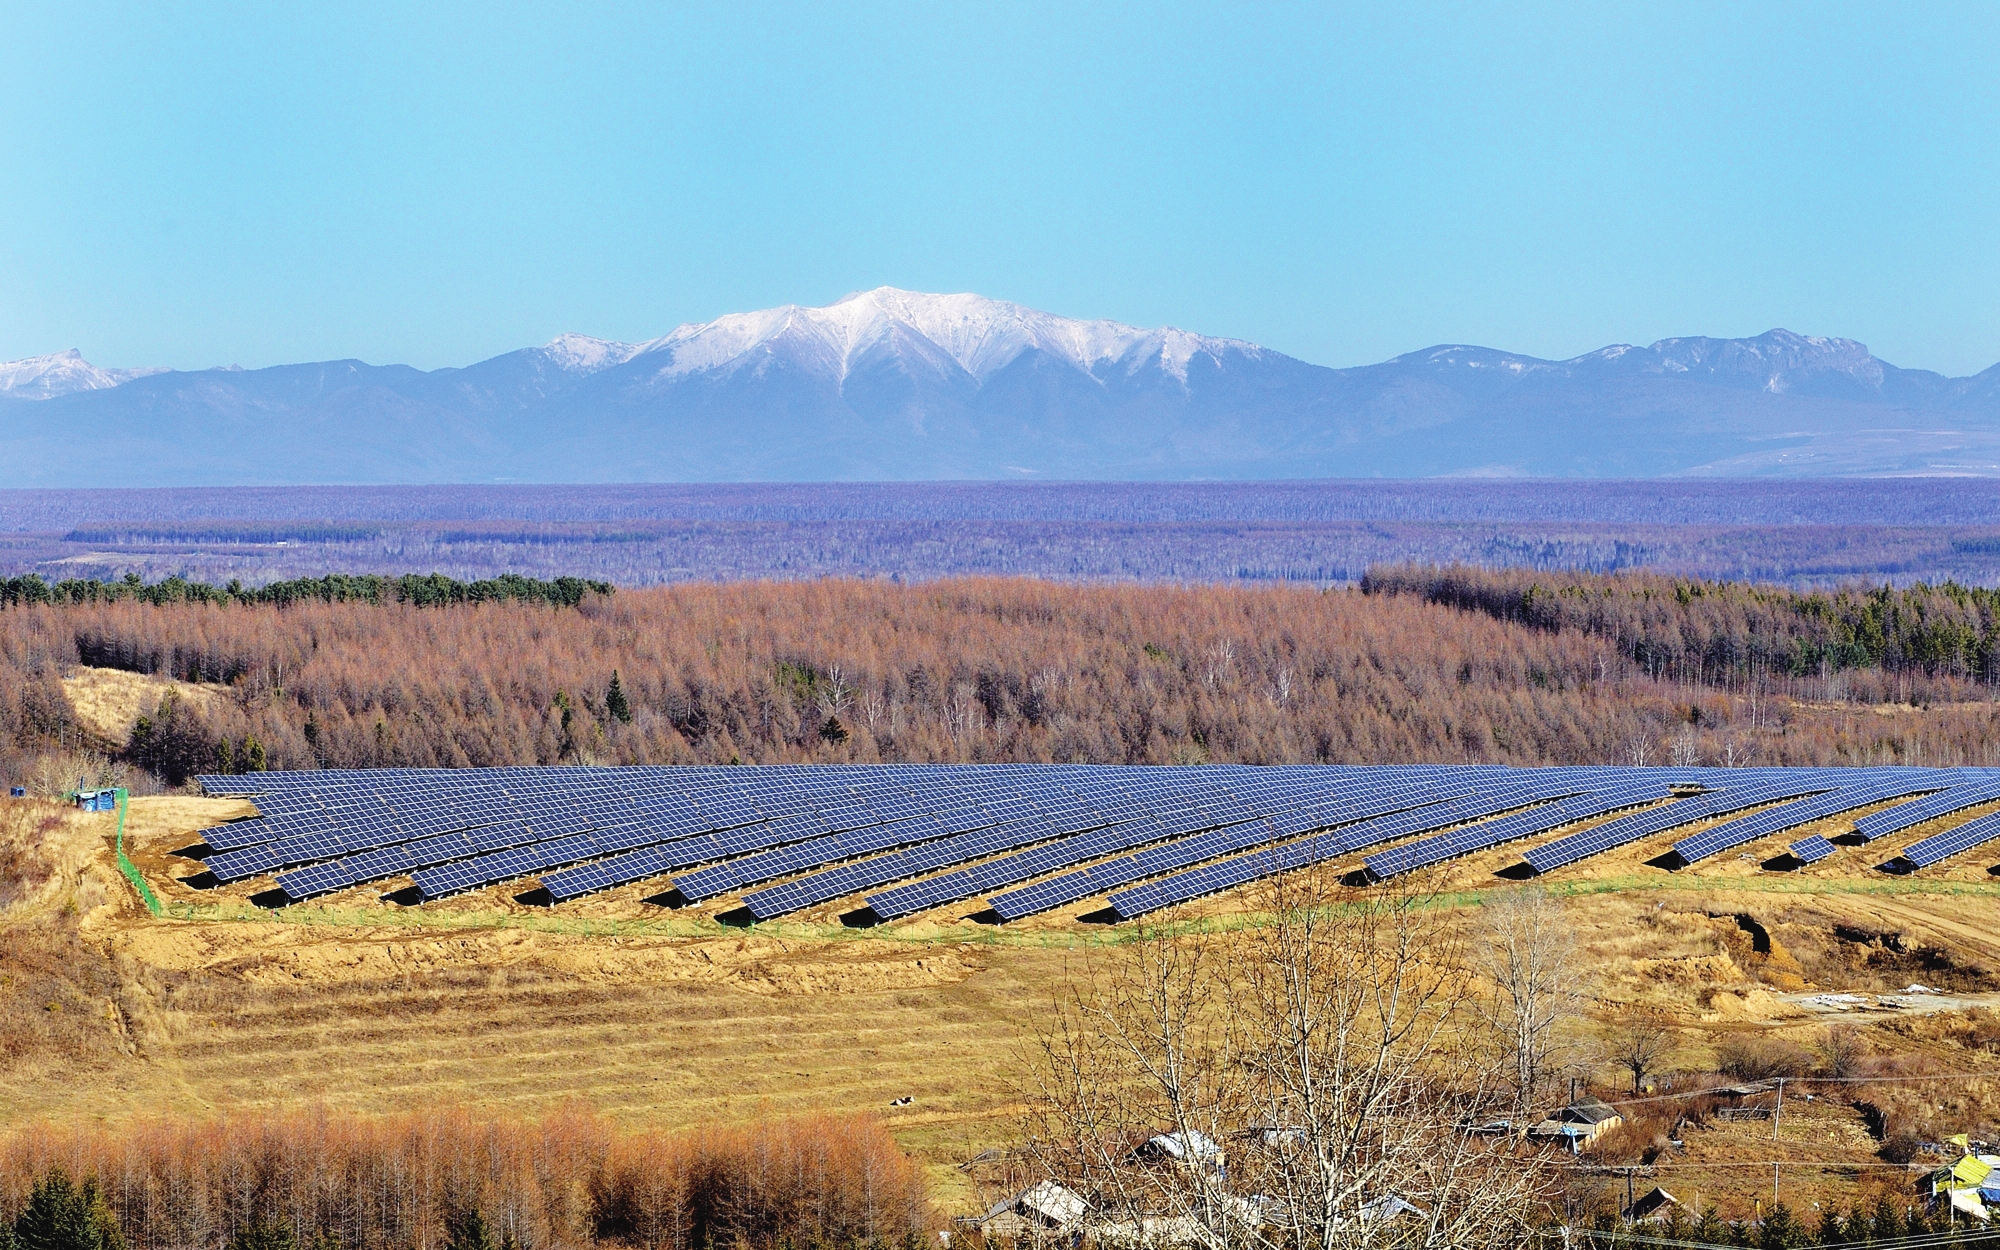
(3, 1, 1995, 374)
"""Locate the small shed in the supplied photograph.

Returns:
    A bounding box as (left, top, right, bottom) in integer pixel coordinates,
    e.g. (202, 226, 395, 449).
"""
(1358, 1195, 1426, 1224)
(1628, 1188, 1681, 1223)
(1529, 1097, 1624, 1150)
(978, 1180, 1089, 1238)
(74, 787, 119, 812)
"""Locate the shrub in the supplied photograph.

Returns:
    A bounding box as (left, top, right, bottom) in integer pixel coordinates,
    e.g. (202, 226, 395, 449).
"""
(1715, 1034, 1810, 1081)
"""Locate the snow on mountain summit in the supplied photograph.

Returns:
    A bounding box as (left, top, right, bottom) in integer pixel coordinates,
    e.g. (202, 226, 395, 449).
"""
(536, 333, 642, 374)
(0, 348, 167, 400)
(632, 287, 1258, 385)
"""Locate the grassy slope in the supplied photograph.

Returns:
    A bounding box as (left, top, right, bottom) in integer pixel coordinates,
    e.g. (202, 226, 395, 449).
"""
(9, 794, 2000, 1214)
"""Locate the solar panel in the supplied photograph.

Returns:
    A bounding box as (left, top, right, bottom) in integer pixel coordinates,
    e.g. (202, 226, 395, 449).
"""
(1672, 775, 1947, 865)
(1852, 776, 2000, 842)
(1789, 834, 1837, 864)
(1901, 811, 2000, 868)
(1522, 776, 1835, 873)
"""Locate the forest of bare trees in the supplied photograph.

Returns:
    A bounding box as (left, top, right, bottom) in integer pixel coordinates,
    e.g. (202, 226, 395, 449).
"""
(0, 1109, 929, 1250)
(5, 575, 2000, 789)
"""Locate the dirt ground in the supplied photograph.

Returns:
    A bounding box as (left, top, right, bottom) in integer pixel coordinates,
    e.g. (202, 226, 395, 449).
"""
(8, 790, 2000, 1214)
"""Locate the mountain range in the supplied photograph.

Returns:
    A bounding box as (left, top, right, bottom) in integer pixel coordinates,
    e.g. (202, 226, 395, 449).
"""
(6, 287, 1999, 484)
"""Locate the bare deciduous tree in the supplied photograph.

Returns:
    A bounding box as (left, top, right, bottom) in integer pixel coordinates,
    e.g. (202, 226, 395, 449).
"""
(1607, 1014, 1675, 1094)
(1669, 724, 1700, 768)
(1020, 872, 1558, 1250)
(1478, 887, 1583, 1112)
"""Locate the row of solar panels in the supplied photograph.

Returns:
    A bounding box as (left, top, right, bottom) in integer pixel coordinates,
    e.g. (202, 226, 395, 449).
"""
(192, 764, 2000, 922)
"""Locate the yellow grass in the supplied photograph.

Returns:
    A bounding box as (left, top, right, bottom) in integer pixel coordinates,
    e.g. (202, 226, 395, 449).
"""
(61, 665, 229, 745)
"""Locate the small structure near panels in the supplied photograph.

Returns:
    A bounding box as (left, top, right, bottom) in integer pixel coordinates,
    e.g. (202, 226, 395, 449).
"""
(1928, 1140, 2000, 1222)
(1530, 1096, 1624, 1151)
(1131, 1130, 1227, 1173)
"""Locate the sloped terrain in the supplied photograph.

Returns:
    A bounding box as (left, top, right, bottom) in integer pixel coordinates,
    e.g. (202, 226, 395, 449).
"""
(10, 787, 2000, 1215)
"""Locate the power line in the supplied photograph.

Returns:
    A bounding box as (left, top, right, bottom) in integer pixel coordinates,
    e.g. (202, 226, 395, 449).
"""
(1581, 1227, 2000, 1250)
(1594, 1068, 2000, 1113)
(1565, 1161, 1928, 1171)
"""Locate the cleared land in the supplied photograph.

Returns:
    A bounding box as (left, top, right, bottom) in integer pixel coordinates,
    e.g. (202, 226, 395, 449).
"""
(8, 788, 2000, 1213)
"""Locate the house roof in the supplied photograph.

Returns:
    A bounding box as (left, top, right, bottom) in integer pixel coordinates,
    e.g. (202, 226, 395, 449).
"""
(1560, 1097, 1623, 1125)
(1142, 1130, 1223, 1159)
(1935, 1155, 1995, 1194)
(982, 1181, 1088, 1228)
(1629, 1188, 1681, 1219)
(1359, 1195, 1425, 1223)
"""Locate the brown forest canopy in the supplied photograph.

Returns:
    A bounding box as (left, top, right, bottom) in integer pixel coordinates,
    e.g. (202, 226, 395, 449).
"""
(0, 1108, 930, 1250)
(5, 575, 2000, 784)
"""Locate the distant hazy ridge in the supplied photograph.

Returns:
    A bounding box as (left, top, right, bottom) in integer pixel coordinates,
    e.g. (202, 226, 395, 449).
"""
(5, 288, 1999, 484)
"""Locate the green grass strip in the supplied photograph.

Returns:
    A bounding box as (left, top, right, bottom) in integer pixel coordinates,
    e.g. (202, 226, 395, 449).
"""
(113, 788, 163, 916)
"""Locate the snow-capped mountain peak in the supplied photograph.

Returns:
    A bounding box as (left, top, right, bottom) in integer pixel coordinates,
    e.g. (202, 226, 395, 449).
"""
(0, 348, 168, 400)
(536, 333, 642, 374)
(632, 287, 1256, 385)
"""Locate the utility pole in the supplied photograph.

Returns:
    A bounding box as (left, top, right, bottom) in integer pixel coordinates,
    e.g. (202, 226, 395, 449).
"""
(1773, 1078, 1785, 1141)
(1773, 1161, 1780, 1207)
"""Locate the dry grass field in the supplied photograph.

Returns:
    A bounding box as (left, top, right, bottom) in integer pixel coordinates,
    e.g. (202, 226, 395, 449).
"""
(60, 666, 229, 746)
(8, 784, 2000, 1215)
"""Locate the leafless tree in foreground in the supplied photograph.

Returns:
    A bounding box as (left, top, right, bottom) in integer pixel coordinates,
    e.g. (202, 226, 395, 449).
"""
(1019, 870, 1559, 1250)
(1477, 886, 1584, 1113)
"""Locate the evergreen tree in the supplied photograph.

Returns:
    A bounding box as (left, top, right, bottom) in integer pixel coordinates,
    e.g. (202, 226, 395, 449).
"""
(1758, 1203, 1805, 1249)
(1905, 1201, 1935, 1237)
(1871, 1196, 1906, 1243)
(1814, 1205, 1846, 1247)
(1840, 1205, 1870, 1245)
(605, 672, 631, 724)
(14, 1169, 123, 1250)
(227, 1218, 294, 1250)
(442, 1204, 495, 1250)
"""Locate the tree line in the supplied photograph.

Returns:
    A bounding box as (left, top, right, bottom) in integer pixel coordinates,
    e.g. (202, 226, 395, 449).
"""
(1365, 563, 2000, 682)
(0, 573, 611, 611)
(0, 1109, 928, 1250)
(6, 577, 2000, 789)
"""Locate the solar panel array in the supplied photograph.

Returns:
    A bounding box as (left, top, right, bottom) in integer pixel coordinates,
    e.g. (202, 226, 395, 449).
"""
(981, 774, 1483, 921)
(1671, 773, 1950, 865)
(1900, 812, 2000, 868)
(1521, 776, 1835, 874)
(1851, 775, 2000, 842)
(1361, 778, 1670, 880)
(189, 763, 2000, 920)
